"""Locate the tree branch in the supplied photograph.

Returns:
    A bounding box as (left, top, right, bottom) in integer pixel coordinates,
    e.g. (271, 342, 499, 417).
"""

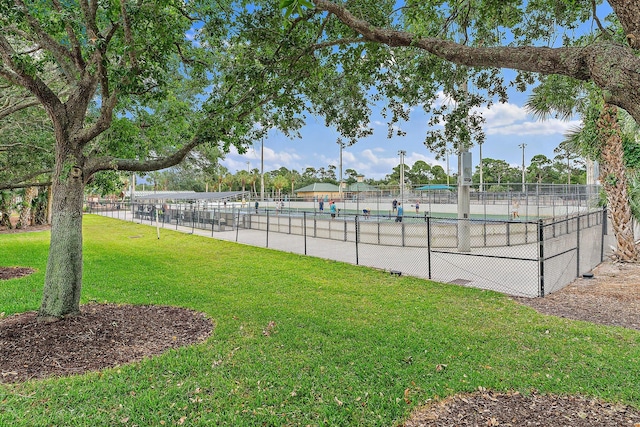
(0, 181, 52, 191)
(13, 0, 78, 79)
(313, 0, 594, 80)
(52, 0, 86, 70)
(0, 98, 41, 120)
(84, 137, 202, 178)
(0, 35, 66, 119)
(0, 141, 50, 152)
(120, 0, 138, 70)
(607, 0, 640, 47)
(0, 169, 52, 191)
(590, 0, 610, 37)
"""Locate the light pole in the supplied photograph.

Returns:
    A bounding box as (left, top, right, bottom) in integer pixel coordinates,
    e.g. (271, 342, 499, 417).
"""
(518, 143, 526, 188)
(479, 141, 483, 192)
(567, 150, 571, 186)
(260, 137, 265, 201)
(457, 81, 471, 253)
(446, 149, 450, 187)
(401, 150, 405, 204)
(337, 140, 345, 197)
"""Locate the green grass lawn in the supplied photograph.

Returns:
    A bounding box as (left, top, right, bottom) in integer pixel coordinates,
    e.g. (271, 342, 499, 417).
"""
(0, 214, 638, 426)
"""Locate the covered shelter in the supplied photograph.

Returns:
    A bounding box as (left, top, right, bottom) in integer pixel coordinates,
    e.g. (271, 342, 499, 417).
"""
(415, 184, 453, 191)
(132, 191, 251, 227)
(134, 191, 249, 204)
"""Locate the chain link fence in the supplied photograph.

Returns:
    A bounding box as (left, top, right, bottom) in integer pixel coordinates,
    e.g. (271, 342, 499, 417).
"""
(89, 201, 608, 298)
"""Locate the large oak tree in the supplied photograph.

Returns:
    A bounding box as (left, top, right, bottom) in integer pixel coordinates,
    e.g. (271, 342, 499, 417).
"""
(0, 0, 378, 319)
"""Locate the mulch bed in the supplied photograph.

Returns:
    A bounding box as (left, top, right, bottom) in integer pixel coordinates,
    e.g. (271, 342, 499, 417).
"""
(512, 261, 640, 331)
(0, 267, 35, 280)
(0, 304, 213, 383)
(405, 390, 640, 426)
(0, 224, 50, 234)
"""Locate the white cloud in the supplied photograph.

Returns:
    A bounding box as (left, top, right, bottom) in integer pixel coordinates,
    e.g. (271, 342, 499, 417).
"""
(476, 102, 528, 127)
(222, 145, 302, 172)
(330, 149, 445, 180)
(472, 102, 581, 137)
(487, 118, 581, 136)
(487, 120, 580, 135)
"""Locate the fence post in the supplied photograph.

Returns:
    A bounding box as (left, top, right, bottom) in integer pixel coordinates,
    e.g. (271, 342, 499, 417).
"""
(600, 206, 607, 262)
(506, 222, 511, 246)
(343, 220, 347, 242)
(483, 222, 487, 247)
(266, 210, 269, 248)
(538, 219, 545, 297)
(427, 216, 432, 280)
(355, 215, 359, 265)
(401, 222, 405, 247)
(236, 210, 241, 242)
(303, 212, 307, 255)
(576, 213, 581, 278)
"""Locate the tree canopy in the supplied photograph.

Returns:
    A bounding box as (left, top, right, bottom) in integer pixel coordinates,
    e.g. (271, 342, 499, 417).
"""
(0, 0, 392, 318)
(276, 0, 640, 156)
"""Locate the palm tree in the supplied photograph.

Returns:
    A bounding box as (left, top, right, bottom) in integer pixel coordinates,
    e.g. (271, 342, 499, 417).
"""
(272, 175, 288, 200)
(0, 190, 13, 229)
(16, 186, 37, 229)
(597, 105, 637, 260)
(222, 173, 234, 191)
(287, 170, 301, 196)
(526, 78, 637, 261)
(237, 170, 249, 194)
(248, 168, 259, 198)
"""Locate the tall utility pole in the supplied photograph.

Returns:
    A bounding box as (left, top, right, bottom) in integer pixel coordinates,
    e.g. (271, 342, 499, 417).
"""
(457, 81, 471, 253)
(567, 150, 571, 185)
(479, 141, 483, 192)
(519, 143, 526, 188)
(446, 149, 450, 186)
(398, 150, 406, 204)
(130, 173, 136, 213)
(338, 140, 345, 197)
(260, 137, 265, 201)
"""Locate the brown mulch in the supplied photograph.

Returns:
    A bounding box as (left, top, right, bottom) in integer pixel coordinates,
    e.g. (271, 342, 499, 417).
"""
(513, 260, 640, 331)
(0, 224, 51, 234)
(405, 390, 640, 426)
(2, 254, 640, 424)
(0, 267, 35, 280)
(0, 303, 213, 384)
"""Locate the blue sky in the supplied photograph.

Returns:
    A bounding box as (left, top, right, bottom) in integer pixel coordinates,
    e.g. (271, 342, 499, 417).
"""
(221, 87, 581, 180)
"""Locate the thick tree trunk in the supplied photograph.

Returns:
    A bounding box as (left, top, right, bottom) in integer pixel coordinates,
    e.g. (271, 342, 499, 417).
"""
(16, 186, 37, 229)
(598, 104, 638, 262)
(38, 165, 85, 321)
(0, 191, 12, 229)
(46, 184, 53, 224)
